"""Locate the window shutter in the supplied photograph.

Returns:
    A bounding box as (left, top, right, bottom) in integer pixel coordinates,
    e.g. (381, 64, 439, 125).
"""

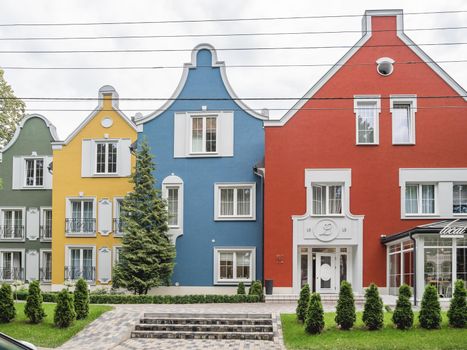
(219, 112, 234, 156)
(43, 156, 53, 189)
(25, 250, 39, 281)
(26, 207, 40, 240)
(12, 157, 23, 189)
(118, 139, 132, 176)
(81, 140, 93, 177)
(174, 112, 188, 157)
(97, 247, 112, 284)
(98, 199, 112, 235)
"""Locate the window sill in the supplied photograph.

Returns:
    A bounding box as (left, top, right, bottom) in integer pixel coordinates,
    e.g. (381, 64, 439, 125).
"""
(355, 143, 379, 146)
(215, 216, 256, 221)
(0, 238, 25, 242)
(311, 214, 345, 217)
(215, 279, 253, 285)
(392, 142, 416, 146)
(90, 173, 124, 178)
(65, 233, 97, 237)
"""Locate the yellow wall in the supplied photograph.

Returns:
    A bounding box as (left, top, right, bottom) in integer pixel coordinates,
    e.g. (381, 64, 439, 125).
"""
(51, 92, 137, 287)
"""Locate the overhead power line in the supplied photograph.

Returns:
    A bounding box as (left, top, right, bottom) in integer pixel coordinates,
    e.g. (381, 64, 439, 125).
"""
(0, 10, 465, 27)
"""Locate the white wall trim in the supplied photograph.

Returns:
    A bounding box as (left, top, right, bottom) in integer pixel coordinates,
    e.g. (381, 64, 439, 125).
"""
(390, 95, 417, 145)
(162, 174, 184, 243)
(213, 182, 256, 221)
(353, 95, 381, 145)
(213, 247, 256, 285)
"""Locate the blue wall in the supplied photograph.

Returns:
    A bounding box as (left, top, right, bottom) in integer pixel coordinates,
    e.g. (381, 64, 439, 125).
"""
(139, 48, 264, 286)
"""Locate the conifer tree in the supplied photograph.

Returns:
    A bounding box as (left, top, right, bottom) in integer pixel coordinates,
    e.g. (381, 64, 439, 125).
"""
(392, 284, 413, 330)
(447, 280, 466, 328)
(113, 139, 176, 295)
(296, 284, 310, 322)
(74, 278, 89, 320)
(335, 281, 356, 330)
(54, 289, 76, 328)
(304, 292, 325, 334)
(0, 283, 16, 323)
(362, 283, 384, 330)
(419, 284, 442, 329)
(237, 282, 246, 295)
(248, 280, 264, 301)
(24, 280, 46, 324)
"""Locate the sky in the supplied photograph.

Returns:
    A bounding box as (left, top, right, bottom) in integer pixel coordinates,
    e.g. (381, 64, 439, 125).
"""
(0, 0, 466, 139)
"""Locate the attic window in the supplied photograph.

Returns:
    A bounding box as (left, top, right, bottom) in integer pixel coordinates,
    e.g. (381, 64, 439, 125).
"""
(376, 57, 394, 76)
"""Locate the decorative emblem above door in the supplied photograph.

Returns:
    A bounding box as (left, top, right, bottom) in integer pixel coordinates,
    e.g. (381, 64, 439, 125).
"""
(313, 219, 339, 242)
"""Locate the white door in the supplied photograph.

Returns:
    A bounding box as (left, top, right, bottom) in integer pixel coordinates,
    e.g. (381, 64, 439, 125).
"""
(316, 253, 336, 293)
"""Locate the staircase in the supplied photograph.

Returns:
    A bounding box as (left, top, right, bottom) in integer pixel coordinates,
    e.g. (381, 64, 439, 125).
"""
(131, 313, 275, 341)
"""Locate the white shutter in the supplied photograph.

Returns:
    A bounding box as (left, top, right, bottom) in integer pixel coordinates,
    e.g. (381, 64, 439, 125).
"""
(81, 140, 93, 177)
(26, 250, 39, 281)
(118, 139, 132, 177)
(97, 247, 112, 284)
(174, 112, 188, 157)
(43, 156, 53, 189)
(12, 157, 23, 189)
(219, 112, 234, 157)
(26, 208, 40, 240)
(98, 199, 113, 235)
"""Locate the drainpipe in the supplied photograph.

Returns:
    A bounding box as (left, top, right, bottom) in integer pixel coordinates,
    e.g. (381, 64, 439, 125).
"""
(253, 166, 265, 288)
(409, 231, 417, 306)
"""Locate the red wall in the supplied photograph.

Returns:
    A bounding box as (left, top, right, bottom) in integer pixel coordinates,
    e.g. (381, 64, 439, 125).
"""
(264, 16, 467, 288)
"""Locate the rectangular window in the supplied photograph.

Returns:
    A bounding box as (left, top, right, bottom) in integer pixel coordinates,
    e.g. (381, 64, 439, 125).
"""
(41, 209, 52, 240)
(167, 187, 179, 226)
(1, 210, 23, 239)
(114, 199, 124, 235)
(355, 101, 379, 144)
(191, 116, 217, 153)
(405, 184, 435, 215)
(114, 247, 122, 265)
(311, 185, 343, 215)
(392, 104, 414, 144)
(216, 249, 254, 283)
(25, 158, 44, 186)
(41, 251, 52, 282)
(216, 184, 255, 219)
(95, 142, 118, 174)
(67, 200, 95, 233)
(1, 251, 22, 280)
(68, 248, 94, 281)
(453, 184, 467, 214)
(424, 245, 452, 298)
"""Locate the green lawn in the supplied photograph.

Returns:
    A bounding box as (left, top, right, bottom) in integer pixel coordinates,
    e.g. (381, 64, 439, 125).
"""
(281, 312, 467, 350)
(0, 302, 112, 348)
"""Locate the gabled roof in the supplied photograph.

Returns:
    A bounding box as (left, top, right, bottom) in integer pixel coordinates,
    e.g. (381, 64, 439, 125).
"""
(135, 43, 268, 125)
(52, 85, 137, 146)
(265, 9, 467, 127)
(0, 113, 58, 162)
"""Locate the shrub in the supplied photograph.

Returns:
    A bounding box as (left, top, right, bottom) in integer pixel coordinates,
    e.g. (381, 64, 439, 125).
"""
(419, 284, 442, 329)
(392, 284, 413, 330)
(362, 283, 384, 330)
(335, 281, 356, 330)
(447, 280, 466, 328)
(74, 278, 90, 320)
(237, 282, 246, 295)
(54, 289, 76, 328)
(304, 293, 325, 334)
(24, 280, 46, 324)
(0, 283, 16, 323)
(296, 284, 310, 322)
(248, 280, 264, 301)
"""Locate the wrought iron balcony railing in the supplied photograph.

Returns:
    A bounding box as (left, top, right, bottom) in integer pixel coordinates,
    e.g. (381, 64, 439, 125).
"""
(39, 267, 52, 282)
(40, 225, 52, 240)
(65, 218, 96, 234)
(64, 266, 95, 282)
(0, 267, 24, 281)
(0, 225, 25, 240)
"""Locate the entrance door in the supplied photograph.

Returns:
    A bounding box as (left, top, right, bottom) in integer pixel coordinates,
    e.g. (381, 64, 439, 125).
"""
(316, 253, 336, 293)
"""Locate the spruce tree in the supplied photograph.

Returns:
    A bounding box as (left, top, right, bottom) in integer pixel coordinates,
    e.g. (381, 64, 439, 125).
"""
(296, 284, 310, 322)
(447, 280, 466, 328)
(362, 283, 384, 330)
(419, 284, 442, 329)
(237, 282, 246, 295)
(24, 280, 46, 324)
(54, 289, 76, 328)
(392, 284, 413, 330)
(0, 283, 16, 323)
(304, 293, 325, 334)
(74, 278, 89, 320)
(248, 280, 264, 301)
(113, 139, 176, 295)
(335, 281, 356, 330)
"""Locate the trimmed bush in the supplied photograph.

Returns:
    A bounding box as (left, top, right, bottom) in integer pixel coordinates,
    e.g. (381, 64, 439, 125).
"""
(248, 280, 264, 301)
(304, 293, 325, 334)
(296, 284, 310, 322)
(74, 278, 90, 320)
(0, 283, 16, 323)
(54, 289, 76, 328)
(419, 284, 442, 329)
(362, 283, 384, 330)
(392, 284, 414, 330)
(24, 280, 46, 324)
(335, 281, 356, 330)
(448, 280, 466, 328)
(237, 282, 246, 295)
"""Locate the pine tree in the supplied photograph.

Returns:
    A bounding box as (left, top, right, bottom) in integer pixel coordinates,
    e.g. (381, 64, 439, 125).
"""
(296, 284, 310, 322)
(74, 278, 89, 320)
(0, 69, 25, 148)
(362, 283, 384, 330)
(447, 280, 466, 328)
(304, 293, 325, 334)
(419, 284, 442, 329)
(335, 281, 356, 330)
(113, 139, 176, 295)
(0, 283, 16, 323)
(237, 282, 246, 295)
(392, 284, 413, 330)
(24, 280, 46, 324)
(54, 289, 76, 328)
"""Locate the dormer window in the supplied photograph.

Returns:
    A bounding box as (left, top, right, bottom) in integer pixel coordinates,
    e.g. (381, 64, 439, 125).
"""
(191, 115, 217, 153)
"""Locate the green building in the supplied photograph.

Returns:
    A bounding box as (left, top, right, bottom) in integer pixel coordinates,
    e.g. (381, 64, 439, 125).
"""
(0, 114, 57, 288)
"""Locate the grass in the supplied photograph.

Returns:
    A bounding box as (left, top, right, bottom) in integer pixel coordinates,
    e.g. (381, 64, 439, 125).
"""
(281, 311, 467, 350)
(0, 302, 113, 348)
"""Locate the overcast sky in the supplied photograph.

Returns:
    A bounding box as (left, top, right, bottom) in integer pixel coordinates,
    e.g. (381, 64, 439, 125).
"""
(0, 0, 466, 139)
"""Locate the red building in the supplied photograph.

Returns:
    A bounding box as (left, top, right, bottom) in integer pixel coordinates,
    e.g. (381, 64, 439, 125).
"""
(264, 10, 467, 299)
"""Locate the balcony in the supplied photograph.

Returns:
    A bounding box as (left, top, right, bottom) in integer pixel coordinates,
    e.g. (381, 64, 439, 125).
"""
(40, 267, 52, 282)
(64, 266, 95, 282)
(65, 218, 96, 235)
(0, 225, 25, 240)
(40, 225, 52, 240)
(0, 267, 24, 281)
(113, 218, 124, 236)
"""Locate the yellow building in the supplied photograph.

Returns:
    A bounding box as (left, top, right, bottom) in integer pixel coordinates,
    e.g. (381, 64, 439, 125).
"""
(51, 86, 137, 290)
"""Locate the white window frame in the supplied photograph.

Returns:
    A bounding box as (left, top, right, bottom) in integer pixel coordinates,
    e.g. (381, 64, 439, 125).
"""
(311, 184, 344, 216)
(40, 249, 52, 283)
(390, 95, 417, 145)
(214, 183, 256, 221)
(404, 183, 438, 216)
(453, 183, 467, 216)
(0, 207, 26, 241)
(24, 157, 45, 188)
(162, 175, 184, 242)
(40, 207, 52, 241)
(94, 141, 118, 175)
(213, 247, 256, 285)
(65, 245, 96, 283)
(113, 197, 124, 236)
(354, 95, 381, 145)
(113, 246, 122, 265)
(189, 113, 218, 154)
(66, 197, 97, 236)
(0, 248, 25, 281)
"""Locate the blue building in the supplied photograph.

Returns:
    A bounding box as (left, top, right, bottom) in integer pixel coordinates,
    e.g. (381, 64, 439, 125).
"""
(135, 44, 267, 293)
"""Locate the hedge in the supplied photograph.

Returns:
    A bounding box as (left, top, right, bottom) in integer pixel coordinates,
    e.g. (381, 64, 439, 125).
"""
(15, 291, 261, 304)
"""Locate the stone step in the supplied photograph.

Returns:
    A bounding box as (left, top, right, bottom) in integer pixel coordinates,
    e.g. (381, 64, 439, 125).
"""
(131, 330, 275, 341)
(140, 317, 273, 325)
(135, 323, 273, 333)
(142, 312, 271, 319)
